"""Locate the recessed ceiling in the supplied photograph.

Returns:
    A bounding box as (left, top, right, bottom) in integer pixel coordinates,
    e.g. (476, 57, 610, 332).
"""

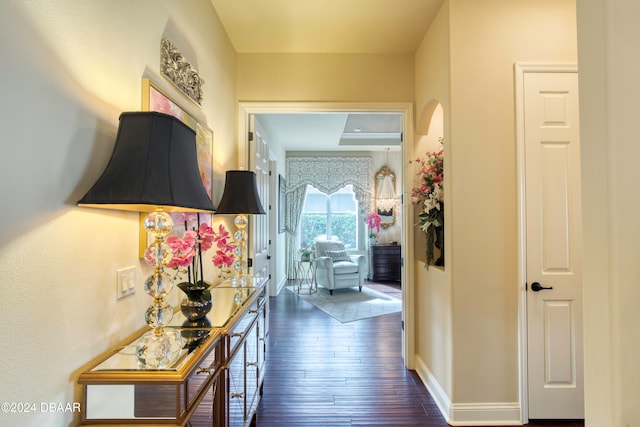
(256, 113, 402, 152)
(210, 0, 443, 54)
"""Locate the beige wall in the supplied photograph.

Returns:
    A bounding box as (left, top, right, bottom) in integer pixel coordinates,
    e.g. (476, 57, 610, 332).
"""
(448, 0, 577, 405)
(413, 0, 578, 421)
(237, 53, 414, 102)
(413, 0, 453, 400)
(0, 1, 237, 425)
(577, 1, 640, 425)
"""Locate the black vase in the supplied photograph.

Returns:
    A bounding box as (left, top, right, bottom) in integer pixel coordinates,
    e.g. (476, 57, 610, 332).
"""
(181, 318, 212, 349)
(180, 297, 212, 321)
(434, 225, 444, 267)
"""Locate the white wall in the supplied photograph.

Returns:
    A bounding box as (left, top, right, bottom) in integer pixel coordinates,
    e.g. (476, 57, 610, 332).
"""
(0, 1, 237, 425)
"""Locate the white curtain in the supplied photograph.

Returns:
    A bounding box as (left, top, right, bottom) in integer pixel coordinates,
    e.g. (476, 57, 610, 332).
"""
(285, 156, 373, 278)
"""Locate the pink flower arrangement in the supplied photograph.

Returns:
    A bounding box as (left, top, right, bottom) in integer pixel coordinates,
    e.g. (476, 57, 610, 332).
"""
(366, 212, 382, 239)
(409, 147, 444, 267)
(409, 148, 444, 230)
(210, 225, 235, 274)
(153, 221, 236, 290)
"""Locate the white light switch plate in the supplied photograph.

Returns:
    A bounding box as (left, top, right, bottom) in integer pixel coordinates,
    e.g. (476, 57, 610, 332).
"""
(116, 266, 136, 299)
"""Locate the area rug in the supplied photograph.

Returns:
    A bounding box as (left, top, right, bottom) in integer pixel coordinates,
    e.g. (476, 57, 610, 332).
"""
(286, 285, 401, 323)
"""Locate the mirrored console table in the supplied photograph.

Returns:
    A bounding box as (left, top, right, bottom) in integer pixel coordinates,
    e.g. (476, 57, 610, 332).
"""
(78, 277, 268, 427)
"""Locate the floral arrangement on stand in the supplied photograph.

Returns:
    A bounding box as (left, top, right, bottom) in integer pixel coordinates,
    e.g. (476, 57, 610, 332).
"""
(146, 215, 236, 321)
(410, 147, 444, 268)
(366, 212, 382, 244)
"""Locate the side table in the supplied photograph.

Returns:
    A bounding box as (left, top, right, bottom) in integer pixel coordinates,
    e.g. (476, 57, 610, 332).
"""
(295, 260, 317, 294)
(369, 244, 402, 282)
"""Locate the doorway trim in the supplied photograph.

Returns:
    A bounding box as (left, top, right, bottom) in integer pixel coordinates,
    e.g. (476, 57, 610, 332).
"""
(514, 62, 579, 424)
(237, 101, 415, 369)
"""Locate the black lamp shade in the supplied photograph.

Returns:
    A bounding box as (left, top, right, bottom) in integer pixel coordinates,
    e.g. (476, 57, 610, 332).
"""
(215, 170, 266, 215)
(77, 112, 215, 213)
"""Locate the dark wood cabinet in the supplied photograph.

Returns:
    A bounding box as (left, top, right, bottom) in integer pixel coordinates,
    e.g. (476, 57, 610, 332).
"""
(369, 244, 401, 282)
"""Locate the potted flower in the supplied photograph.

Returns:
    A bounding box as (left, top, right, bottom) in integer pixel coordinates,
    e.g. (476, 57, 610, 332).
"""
(366, 212, 382, 244)
(208, 224, 236, 279)
(298, 246, 315, 262)
(410, 147, 444, 268)
(158, 218, 236, 321)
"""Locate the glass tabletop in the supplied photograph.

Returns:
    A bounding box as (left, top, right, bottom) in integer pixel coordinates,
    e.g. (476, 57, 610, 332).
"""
(169, 286, 257, 329)
(87, 281, 261, 374)
(90, 328, 217, 373)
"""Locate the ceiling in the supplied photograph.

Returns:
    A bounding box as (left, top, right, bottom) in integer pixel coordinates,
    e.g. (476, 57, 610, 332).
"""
(257, 112, 403, 152)
(210, 0, 443, 54)
(210, 0, 443, 151)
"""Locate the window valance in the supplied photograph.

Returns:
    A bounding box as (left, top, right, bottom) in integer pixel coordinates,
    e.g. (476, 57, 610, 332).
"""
(286, 156, 373, 218)
(284, 156, 373, 278)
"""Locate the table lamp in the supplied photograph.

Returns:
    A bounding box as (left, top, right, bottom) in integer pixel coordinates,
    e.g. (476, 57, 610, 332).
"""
(78, 111, 215, 368)
(214, 170, 266, 286)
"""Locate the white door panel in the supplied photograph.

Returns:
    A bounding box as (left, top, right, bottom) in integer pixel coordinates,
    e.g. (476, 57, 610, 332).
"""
(249, 116, 270, 284)
(523, 71, 584, 419)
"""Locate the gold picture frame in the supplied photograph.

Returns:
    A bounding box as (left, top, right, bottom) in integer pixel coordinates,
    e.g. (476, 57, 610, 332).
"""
(138, 78, 214, 257)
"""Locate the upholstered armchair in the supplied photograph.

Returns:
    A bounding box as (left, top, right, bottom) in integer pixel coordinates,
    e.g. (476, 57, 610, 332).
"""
(314, 240, 366, 295)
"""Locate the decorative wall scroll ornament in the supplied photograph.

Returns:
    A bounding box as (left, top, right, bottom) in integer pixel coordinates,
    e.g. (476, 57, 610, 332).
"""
(160, 38, 204, 105)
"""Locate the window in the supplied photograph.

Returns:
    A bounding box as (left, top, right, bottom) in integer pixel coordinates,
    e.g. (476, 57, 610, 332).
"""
(299, 185, 359, 249)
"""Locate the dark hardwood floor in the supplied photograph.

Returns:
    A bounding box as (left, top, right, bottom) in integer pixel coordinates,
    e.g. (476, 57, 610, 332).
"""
(256, 281, 584, 427)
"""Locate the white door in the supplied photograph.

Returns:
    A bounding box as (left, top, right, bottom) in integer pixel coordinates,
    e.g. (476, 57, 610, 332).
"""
(523, 69, 584, 419)
(248, 115, 270, 284)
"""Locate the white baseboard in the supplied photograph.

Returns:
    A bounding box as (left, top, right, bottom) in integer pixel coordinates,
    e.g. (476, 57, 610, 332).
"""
(414, 356, 522, 426)
(272, 276, 287, 296)
(415, 355, 453, 421)
(448, 403, 521, 426)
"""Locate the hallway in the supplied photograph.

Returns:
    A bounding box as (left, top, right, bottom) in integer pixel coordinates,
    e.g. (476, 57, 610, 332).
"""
(256, 282, 439, 426)
(256, 283, 585, 427)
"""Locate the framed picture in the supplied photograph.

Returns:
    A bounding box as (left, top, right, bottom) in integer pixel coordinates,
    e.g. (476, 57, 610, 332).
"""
(278, 175, 286, 233)
(138, 78, 214, 257)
